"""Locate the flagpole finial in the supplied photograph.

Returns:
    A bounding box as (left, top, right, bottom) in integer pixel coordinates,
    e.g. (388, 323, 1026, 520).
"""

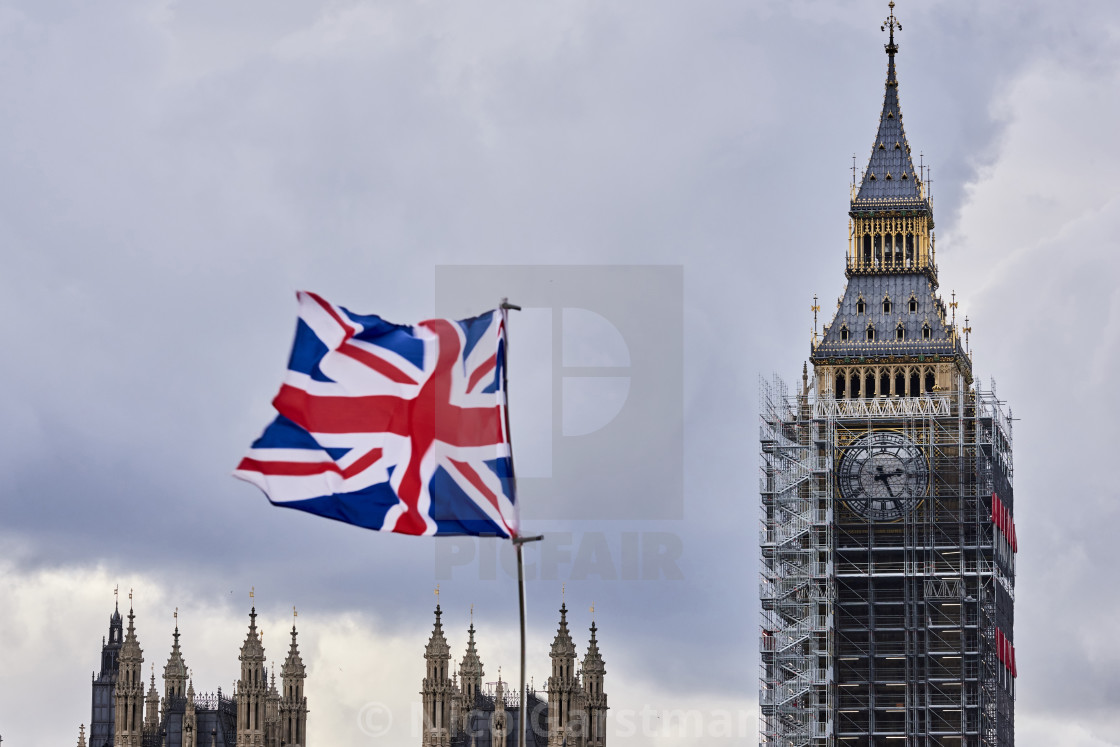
(470, 603, 474, 625)
(250, 586, 255, 599)
(434, 584, 440, 600)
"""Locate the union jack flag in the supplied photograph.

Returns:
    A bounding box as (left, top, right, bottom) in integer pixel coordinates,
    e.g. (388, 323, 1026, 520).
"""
(234, 291, 518, 538)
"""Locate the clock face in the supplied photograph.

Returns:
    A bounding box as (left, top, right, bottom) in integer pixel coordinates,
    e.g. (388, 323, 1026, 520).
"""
(837, 431, 929, 521)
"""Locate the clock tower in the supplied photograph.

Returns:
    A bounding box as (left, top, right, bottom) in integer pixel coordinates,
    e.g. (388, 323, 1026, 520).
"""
(759, 5, 1017, 746)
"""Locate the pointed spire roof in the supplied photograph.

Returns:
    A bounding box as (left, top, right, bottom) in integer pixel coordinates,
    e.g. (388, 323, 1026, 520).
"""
(852, 1, 928, 213)
(77, 724, 88, 747)
(550, 603, 576, 658)
(282, 623, 306, 677)
(582, 621, 605, 674)
(425, 604, 450, 659)
(120, 600, 143, 660)
(240, 606, 265, 660)
(165, 616, 188, 682)
(460, 621, 484, 676)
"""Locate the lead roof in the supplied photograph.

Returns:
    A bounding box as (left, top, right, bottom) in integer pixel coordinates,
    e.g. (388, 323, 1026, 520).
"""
(851, 27, 929, 213)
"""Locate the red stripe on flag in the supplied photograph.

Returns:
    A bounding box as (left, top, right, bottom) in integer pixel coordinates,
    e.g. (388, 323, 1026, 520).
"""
(238, 457, 340, 477)
(307, 291, 356, 342)
(237, 448, 383, 479)
(467, 354, 497, 393)
(339, 341, 419, 385)
(274, 385, 411, 435)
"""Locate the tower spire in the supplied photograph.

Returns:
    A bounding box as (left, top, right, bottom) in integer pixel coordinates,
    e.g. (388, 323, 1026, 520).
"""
(853, 0, 923, 210)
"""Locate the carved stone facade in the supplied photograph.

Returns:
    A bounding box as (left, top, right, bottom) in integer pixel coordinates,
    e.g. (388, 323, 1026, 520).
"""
(420, 603, 607, 747)
(81, 600, 307, 747)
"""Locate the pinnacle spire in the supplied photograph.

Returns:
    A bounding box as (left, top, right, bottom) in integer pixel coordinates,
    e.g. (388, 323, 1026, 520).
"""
(853, 1, 925, 210)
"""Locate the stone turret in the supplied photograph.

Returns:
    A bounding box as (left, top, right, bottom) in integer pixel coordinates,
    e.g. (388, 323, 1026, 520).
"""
(491, 675, 508, 747)
(144, 668, 160, 731)
(235, 607, 268, 747)
(91, 600, 124, 747)
(114, 602, 145, 747)
(420, 605, 453, 747)
(458, 620, 484, 723)
(547, 603, 581, 747)
(581, 622, 607, 747)
(77, 724, 87, 747)
(280, 623, 309, 746)
(163, 615, 188, 713)
(183, 678, 198, 747)
(265, 667, 280, 746)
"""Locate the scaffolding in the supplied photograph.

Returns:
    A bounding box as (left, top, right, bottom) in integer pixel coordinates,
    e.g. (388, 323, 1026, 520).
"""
(759, 375, 1014, 747)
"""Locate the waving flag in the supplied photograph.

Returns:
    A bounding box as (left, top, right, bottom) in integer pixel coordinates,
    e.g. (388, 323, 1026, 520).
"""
(235, 291, 517, 538)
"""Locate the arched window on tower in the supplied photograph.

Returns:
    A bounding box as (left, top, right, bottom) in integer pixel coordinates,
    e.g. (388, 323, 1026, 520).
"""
(835, 372, 847, 399)
(851, 372, 861, 398)
(894, 369, 906, 396)
(922, 323, 932, 340)
(864, 371, 875, 398)
(840, 325, 849, 341)
(873, 234, 882, 266)
(909, 370, 920, 396)
(925, 369, 936, 394)
(884, 233, 893, 266)
(856, 299, 866, 315)
(883, 297, 892, 314)
(906, 233, 915, 265)
(863, 234, 872, 266)
(896, 324, 905, 341)
(909, 296, 918, 313)
(866, 325, 876, 341)
(879, 370, 889, 397)
(895, 232, 904, 265)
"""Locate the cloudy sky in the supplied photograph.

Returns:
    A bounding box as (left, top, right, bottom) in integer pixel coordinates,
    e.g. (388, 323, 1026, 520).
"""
(1, 0, 1119, 744)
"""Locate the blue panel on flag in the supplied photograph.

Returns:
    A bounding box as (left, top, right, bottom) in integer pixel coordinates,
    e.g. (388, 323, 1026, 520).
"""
(457, 312, 494, 363)
(288, 319, 335, 382)
(345, 311, 426, 370)
(278, 484, 400, 532)
(251, 415, 322, 450)
(429, 466, 506, 536)
(484, 457, 514, 504)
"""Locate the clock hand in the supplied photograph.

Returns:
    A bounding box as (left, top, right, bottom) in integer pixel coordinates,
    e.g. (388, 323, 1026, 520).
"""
(873, 466, 898, 497)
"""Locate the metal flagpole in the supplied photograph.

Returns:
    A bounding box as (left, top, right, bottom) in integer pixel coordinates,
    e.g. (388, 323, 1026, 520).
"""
(500, 299, 542, 747)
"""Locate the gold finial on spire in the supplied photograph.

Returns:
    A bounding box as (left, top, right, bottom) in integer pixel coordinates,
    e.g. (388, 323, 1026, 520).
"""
(590, 603, 596, 622)
(114, 585, 119, 604)
(470, 603, 474, 624)
(882, 1, 901, 49)
(434, 584, 440, 600)
(250, 586, 255, 599)
(293, 605, 298, 621)
(561, 584, 566, 604)
(963, 317, 972, 356)
(950, 291, 958, 328)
